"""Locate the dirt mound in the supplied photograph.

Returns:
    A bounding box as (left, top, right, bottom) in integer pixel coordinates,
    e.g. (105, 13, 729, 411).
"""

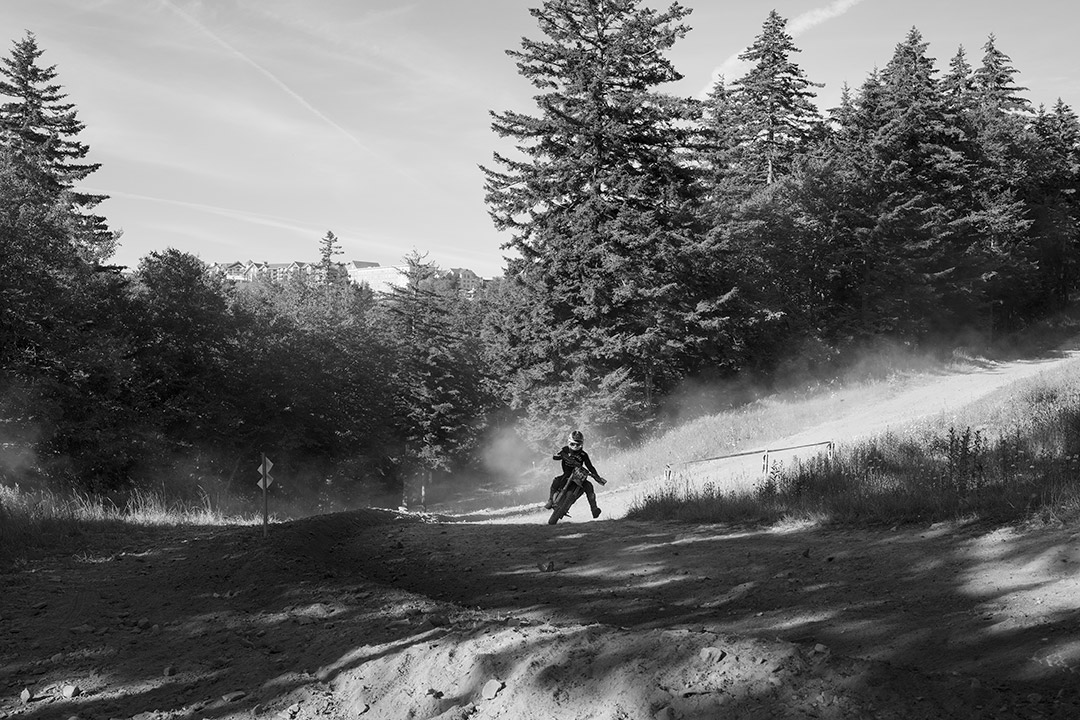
(324, 622, 1030, 720)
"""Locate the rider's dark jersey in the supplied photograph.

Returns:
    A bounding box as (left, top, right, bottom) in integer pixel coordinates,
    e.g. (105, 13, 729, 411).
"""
(553, 445, 599, 479)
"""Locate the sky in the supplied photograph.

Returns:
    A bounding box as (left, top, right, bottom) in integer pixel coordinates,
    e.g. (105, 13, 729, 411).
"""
(3, 0, 1080, 279)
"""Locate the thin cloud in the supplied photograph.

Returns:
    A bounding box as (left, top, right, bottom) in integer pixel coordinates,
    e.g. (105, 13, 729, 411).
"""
(701, 0, 868, 96)
(95, 188, 324, 234)
(158, 0, 437, 189)
(159, 0, 372, 154)
(238, 1, 495, 103)
(95, 188, 415, 257)
(789, 0, 867, 35)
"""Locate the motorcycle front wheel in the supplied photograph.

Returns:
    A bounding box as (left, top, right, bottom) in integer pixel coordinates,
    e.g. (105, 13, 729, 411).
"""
(547, 486, 581, 525)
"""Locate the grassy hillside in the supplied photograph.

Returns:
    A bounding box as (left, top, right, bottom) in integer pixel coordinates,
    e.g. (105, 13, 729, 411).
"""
(625, 351, 1080, 526)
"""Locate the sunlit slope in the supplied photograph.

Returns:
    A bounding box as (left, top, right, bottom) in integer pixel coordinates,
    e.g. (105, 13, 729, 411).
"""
(461, 334, 1080, 523)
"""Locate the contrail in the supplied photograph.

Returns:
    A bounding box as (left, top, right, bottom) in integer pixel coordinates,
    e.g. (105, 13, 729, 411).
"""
(95, 187, 330, 234)
(96, 188, 411, 254)
(159, 0, 372, 154)
(701, 0, 868, 96)
(789, 0, 866, 35)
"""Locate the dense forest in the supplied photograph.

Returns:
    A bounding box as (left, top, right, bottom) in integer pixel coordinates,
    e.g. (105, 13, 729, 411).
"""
(2, 1, 1078, 508)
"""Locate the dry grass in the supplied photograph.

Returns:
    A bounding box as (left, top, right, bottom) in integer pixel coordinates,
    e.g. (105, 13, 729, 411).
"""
(601, 378, 902, 488)
(0, 484, 257, 567)
(627, 357, 1080, 526)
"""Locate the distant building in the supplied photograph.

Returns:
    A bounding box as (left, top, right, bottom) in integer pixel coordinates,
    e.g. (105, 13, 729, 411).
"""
(339, 262, 406, 293)
(206, 260, 316, 283)
(259, 261, 318, 282)
(448, 268, 484, 297)
(344, 260, 380, 274)
(347, 264, 408, 293)
(206, 260, 495, 297)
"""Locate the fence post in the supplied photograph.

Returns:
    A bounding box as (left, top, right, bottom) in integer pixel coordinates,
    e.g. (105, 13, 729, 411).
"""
(762, 451, 770, 476)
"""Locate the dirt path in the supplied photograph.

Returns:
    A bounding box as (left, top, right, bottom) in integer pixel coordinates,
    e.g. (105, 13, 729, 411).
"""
(3, 512, 1079, 720)
(4, 345, 1080, 720)
(479, 340, 1080, 524)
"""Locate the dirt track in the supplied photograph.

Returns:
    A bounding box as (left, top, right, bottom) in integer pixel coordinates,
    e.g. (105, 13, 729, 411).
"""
(4, 344, 1080, 720)
(3, 511, 1080, 720)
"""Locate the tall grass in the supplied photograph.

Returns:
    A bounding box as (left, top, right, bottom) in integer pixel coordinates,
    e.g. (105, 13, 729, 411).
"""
(627, 358, 1080, 526)
(601, 378, 905, 489)
(0, 484, 256, 567)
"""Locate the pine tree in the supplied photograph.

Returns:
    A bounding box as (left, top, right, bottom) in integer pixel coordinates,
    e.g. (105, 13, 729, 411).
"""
(0, 31, 113, 261)
(317, 229, 344, 284)
(379, 251, 494, 485)
(481, 0, 722, 442)
(729, 10, 823, 185)
(973, 34, 1029, 112)
(0, 145, 131, 488)
(964, 35, 1038, 329)
(696, 75, 743, 202)
(819, 71, 901, 337)
(1027, 99, 1080, 309)
(872, 28, 984, 333)
(941, 46, 976, 108)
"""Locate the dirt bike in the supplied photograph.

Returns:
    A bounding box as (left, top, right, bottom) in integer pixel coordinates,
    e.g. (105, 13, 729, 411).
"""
(548, 466, 607, 525)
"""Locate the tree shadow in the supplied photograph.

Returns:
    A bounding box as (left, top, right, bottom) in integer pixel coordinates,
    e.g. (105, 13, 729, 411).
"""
(0, 510, 453, 720)
(350, 517, 1080, 691)
(5, 509, 1080, 719)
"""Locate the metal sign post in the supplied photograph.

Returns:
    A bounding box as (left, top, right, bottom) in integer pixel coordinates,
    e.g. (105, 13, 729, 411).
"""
(257, 453, 274, 537)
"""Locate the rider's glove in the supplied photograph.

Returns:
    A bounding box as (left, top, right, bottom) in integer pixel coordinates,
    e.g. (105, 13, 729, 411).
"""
(595, 476, 607, 485)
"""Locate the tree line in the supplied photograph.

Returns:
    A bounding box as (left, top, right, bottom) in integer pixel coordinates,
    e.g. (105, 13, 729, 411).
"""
(2, 2, 1079, 505)
(0, 32, 495, 505)
(483, 2, 1080, 447)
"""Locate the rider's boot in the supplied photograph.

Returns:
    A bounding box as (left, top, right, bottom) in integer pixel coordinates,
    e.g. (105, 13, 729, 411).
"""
(590, 503, 601, 519)
(544, 491, 555, 510)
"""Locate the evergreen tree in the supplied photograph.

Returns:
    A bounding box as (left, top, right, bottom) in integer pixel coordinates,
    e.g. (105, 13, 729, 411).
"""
(223, 271, 394, 502)
(696, 74, 743, 201)
(963, 36, 1039, 329)
(729, 10, 823, 185)
(1027, 99, 1080, 309)
(0, 145, 132, 488)
(871, 28, 983, 333)
(973, 34, 1029, 112)
(378, 251, 494, 488)
(941, 46, 976, 108)
(0, 31, 113, 261)
(482, 0, 727, 443)
(128, 250, 237, 443)
(317, 229, 344, 284)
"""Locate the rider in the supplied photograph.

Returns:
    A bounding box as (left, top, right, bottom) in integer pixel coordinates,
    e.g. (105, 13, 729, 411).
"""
(545, 430, 606, 518)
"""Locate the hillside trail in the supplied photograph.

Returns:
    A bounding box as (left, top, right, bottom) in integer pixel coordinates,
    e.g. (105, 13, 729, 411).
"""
(484, 336, 1080, 524)
(4, 340, 1080, 720)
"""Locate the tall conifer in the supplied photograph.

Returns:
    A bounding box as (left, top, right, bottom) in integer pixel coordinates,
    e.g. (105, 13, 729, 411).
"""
(729, 10, 823, 185)
(1028, 100, 1080, 308)
(0, 31, 113, 260)
(482, 0, 724, 443)
(941, 46, 976, 108)
(974, 34, 1029, 112)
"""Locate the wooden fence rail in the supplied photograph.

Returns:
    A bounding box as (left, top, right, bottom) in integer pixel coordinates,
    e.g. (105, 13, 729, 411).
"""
(664, 440, 834, 481)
